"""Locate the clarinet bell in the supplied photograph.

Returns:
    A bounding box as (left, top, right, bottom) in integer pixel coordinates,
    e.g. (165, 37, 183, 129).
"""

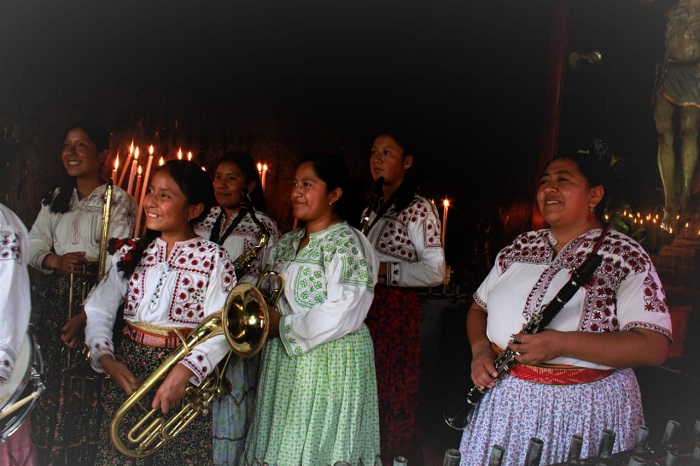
(443, 405, 472, 431)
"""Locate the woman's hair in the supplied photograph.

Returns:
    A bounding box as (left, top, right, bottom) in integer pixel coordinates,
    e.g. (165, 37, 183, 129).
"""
(300, 153, 358, 222)
(217, 151, 266, 211)
(373, 130, 419, 212)
(113, 160, 215, 277)
(43, 120, 112, 213)
(548, 153, 610, 220)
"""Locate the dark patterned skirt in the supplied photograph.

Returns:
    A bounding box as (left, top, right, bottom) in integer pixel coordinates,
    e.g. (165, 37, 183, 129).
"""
(96, 335, 213, 466)
(364, 284, 423, 464)
(31, 273, 104, 466)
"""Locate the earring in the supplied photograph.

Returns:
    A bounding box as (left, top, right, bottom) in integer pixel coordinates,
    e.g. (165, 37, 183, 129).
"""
(404, 165, 409, 169)
(328, 201, 333, 206)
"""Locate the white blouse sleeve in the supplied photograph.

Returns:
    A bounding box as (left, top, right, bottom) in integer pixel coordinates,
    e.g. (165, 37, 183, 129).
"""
(28, 203, 57, 273)
(108, 188, 137, 241)
(84, 251, 129, 372)
(280, 232, 377, 356)
(617, 266, 672, 341)
(388, 204, 445, 287)
(179, 252, 236, 386)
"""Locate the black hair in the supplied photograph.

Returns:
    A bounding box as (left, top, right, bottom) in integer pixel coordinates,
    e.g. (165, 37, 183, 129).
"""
(372, 130, 419, 212)
(216, 151, 267, 211)
(112, 160, 215, 277)
(42, 120, 111, 213)
(547, 153, 610, 220)
(299, 153, 359, 222)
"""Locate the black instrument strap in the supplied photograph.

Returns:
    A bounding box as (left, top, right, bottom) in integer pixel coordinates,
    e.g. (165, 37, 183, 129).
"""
(210, 209, 248, 245)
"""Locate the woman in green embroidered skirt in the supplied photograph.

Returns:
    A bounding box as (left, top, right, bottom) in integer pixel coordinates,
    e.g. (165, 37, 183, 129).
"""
(240, 154, 380, 466)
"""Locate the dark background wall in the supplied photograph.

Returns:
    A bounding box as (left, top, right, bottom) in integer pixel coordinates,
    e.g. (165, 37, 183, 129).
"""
(0, 0, 673, 288)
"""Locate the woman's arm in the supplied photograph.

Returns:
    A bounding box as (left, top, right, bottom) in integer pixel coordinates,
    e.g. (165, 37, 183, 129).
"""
(466, 301, 499, 389)
(508, 327, 669, 367)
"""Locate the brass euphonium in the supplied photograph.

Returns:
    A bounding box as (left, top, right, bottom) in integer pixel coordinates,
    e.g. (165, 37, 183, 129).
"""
(111, 191, 284, 458)
(110, 275, 283, 458)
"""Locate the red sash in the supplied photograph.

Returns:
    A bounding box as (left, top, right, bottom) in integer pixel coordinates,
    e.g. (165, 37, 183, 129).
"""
(493, 344, 614, 385)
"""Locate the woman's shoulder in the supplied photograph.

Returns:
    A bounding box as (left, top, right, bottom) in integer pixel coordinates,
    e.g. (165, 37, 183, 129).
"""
(598, 228, 652, 274)
(194, 206, 221, 234)
(111, 185, 137, 209)
(252, 210, 281, 235)
(396, 193, 439, 221)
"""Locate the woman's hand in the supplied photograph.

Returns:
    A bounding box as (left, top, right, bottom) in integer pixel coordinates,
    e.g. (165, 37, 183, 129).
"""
(100, 355, 139, 396)
(508, 330, 565, 365)
(152, 364, 192, 414)
(61, 311, 87, 348)
(470, 344, 498, 389)
(45, 251, 89, 275)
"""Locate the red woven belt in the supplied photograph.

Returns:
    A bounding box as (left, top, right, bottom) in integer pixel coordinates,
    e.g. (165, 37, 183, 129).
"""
(122, 321, 192, 349)
(493, 343, 614, 385)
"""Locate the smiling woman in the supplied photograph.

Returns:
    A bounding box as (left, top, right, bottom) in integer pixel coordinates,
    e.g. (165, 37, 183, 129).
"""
(27, 120, 136, 465)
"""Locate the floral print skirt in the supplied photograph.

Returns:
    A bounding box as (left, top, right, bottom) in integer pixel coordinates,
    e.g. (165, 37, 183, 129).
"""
(241, 326, 380, 466)
(458, 368, 644, 465)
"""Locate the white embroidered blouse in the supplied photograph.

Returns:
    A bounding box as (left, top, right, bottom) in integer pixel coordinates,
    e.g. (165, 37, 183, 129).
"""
(364, 193, 445, 287)
(273, 222, 378, 356)
(194, 206, 280, 285)
(0, 204, 31, 382)
(28, 184, 136, 274)
(84, 237, 236, 385)
(475, 228, 673, 370)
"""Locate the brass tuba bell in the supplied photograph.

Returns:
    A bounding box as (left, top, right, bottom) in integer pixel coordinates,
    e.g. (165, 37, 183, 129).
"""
(110, 274, 282, 458)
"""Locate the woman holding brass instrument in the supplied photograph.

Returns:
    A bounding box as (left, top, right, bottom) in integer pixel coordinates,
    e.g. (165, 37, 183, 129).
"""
(28, 120, 136, 465)
(241, 154, 380, 465)
(84, 160, 235, 465)
(457, 154, 672, 465)
(194, 151, 280, 465)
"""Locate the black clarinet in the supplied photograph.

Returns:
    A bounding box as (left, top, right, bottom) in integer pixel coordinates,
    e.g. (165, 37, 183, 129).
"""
(360, 177, 385, 235)
(443, 228, 608, 431)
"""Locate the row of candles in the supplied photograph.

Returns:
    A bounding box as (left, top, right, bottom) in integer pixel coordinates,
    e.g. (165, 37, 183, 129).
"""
(110, 141, 271, 235)
(605, 210, 700, 236)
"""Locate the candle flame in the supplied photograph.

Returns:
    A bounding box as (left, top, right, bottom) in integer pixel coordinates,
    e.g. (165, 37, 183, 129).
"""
(262, 163, 268, 171)
(138, 165, 142, 175)
(187, 151, 193, 161)
(134, 147, 140, 160)
(149, 145, 154, 155)
(129, 140, 134, 154)
(257, 162, 263, 172)
(178, 148, 183, 160)
(114, 154, 119, 169)
(159, 156, 165, 166)
(443, 199, 450, 208)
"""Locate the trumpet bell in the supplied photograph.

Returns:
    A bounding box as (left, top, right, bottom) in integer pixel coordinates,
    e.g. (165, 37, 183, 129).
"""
(221, 283, 269, 359)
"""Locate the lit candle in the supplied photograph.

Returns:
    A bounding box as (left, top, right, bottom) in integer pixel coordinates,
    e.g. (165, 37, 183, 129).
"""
(262, 163, 268, 191)
(112, 153, 119, 183)
(187, 151, 193, 161)
(258, 162, 269, 191)
(177, 148, 183, 160)
(126, 147, 140, 197)
(135, 149, 155, 236)
(441, 199, 449, 249)
(134, 166, 143, 209)
(159, 156, 165, 166)
(117, 141, 135, 187)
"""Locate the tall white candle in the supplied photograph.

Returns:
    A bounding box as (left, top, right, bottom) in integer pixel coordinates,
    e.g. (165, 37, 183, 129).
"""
(126, 147, 140, 197)
(135, 152, 155, 236)
(111, 153, 119, 183)
(118, 141, 135, 187)
(441, 199, 449, 250)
